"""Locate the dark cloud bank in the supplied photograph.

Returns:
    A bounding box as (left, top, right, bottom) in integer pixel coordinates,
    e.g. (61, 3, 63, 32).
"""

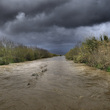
(0, 0, 110, 54)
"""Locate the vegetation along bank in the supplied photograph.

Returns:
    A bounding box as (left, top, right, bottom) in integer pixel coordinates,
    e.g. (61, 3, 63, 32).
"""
(65, 35, 110, 72)
(0, 38, 56, 65)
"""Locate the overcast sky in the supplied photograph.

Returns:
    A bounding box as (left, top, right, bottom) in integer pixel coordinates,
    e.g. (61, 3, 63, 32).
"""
(0, 0, 110, 54)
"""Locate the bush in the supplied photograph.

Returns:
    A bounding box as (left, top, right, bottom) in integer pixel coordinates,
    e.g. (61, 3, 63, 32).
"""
(0, 38, 56, 65)
(66, 35, 110, 72)
(104, 35, 109, 42)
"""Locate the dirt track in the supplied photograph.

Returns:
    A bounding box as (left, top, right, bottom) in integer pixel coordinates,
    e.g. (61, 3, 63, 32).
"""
(0, 56, 110, 110)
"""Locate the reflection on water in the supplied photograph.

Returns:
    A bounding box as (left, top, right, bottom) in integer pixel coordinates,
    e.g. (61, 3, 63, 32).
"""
(0, 56, 110, 110)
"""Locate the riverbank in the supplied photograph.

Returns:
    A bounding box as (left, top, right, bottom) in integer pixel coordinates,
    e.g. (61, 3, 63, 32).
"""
(65, 35, 110, 72)
(0, 38, 56, 65)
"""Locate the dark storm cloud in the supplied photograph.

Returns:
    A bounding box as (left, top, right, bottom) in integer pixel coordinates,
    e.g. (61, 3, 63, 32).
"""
(46, 0, 110, 28)
(1, 0, 110, 28)
(0, 0, 110, 54)
(0, 0, 69, 24)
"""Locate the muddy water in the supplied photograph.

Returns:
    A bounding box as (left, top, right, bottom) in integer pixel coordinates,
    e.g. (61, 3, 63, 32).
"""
(0, 56, 110, 110)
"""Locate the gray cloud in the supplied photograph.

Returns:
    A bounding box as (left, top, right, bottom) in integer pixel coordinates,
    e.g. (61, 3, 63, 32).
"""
(1, 0, 110, 28)
(0, 0, 110, 54)
(0, 0, 69, 24)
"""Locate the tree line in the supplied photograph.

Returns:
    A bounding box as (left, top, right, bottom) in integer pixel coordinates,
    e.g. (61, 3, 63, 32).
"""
(0, 38, 57, 65)
(65, 35, 110, 72)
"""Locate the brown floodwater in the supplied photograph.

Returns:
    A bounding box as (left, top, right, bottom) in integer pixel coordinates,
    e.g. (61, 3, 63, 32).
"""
(0, 56, 110, 110)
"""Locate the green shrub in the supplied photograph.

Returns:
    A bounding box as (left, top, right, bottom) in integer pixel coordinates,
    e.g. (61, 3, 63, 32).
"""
(0, 57, 9, 65)
(0, 38, 55, 65)
(107, 66, 110, 72)
(104, 35, 109, 42)
(66, 35, 110, 72)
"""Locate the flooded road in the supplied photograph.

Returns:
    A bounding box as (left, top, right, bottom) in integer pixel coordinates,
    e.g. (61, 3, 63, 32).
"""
(0, 56, 110, 110)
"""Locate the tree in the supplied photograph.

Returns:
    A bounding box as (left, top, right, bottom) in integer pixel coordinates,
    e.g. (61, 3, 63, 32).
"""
(103, 35, 109, 42)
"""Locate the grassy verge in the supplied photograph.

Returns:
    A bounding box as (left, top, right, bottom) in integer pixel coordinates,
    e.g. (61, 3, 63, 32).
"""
(0, 38, 56, 65)
(65, 35, 110, 72)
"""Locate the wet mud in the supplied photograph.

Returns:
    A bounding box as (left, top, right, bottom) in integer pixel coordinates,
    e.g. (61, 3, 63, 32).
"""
(0, 56, 110, 110)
